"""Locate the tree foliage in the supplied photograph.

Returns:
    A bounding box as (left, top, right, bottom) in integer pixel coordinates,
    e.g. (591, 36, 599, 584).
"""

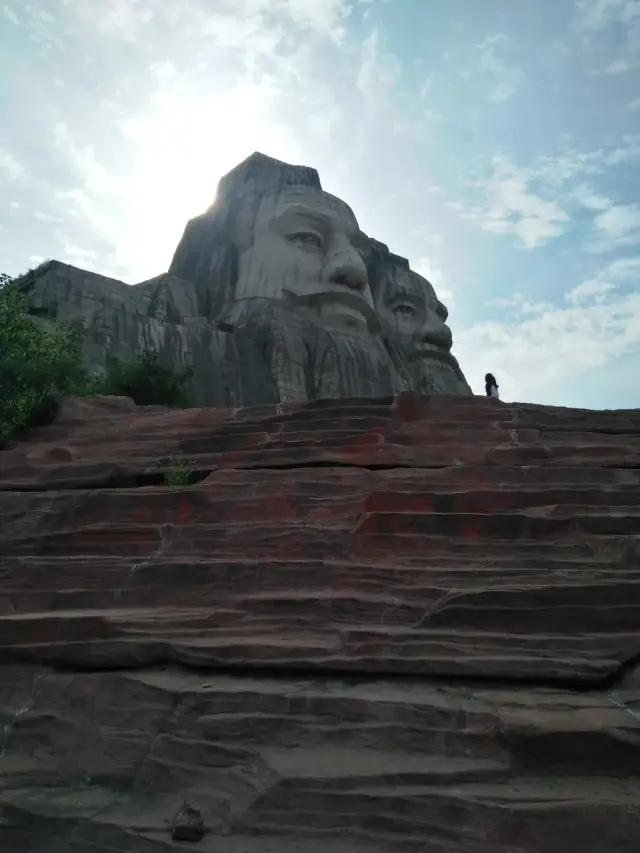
(0, 280, 87, 446)
(93, 350, 194, 408)
(0, 273, 195, 447)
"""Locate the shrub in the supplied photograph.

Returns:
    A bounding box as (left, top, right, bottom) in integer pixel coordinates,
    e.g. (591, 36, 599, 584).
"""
(163, 452, 193, 487)
(94, 349, 195, 408)
(0, 273, 195, 447)
(0, 280, 87, 446)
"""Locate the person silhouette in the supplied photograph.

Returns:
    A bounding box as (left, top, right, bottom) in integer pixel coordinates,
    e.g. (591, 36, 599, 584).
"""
(485, 373, 499, 399)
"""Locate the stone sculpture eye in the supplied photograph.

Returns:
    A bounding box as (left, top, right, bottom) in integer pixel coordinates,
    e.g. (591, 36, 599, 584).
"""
(393, 304, 415, 318)
(288, 231, 323, 249)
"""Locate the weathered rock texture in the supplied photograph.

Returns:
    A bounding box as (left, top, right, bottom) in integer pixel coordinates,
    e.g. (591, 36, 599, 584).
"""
(16, 153, 470, 406)
(1, 393, 639, 851)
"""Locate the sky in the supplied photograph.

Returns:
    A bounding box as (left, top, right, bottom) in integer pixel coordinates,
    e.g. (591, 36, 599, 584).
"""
(1, 0, 639, 409)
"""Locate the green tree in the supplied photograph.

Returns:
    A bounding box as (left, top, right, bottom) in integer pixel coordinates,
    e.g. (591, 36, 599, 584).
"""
(0, 279, 87, 446)
(1, 273, 195, 447)
(93, 349, 195, 408)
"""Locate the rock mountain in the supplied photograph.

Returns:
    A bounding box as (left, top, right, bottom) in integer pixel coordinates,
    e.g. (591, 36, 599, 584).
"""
(16, 152, 471, 406)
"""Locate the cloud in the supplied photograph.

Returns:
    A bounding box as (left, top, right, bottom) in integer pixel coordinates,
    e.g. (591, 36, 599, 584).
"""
(53, 122, 118, 194)
(604, 134, 640, 164)
(281, 0, 352, 41)
(0, 148, 26, 179)
(476, 34, 525, 103)
(2, 5, 19, 25)
(464, 157, 570, 248)
(62, 0, 154, 40)
(63, 0, 352, 45)
(567, 256, 640, 304)
(456, 272, 640, 402)
(628, 97, 640, 110)
(604, 57, 631, 73)
(533, 149, 605, 186)
(357, 28, 400, 99)
(592, 203, 640, 249)
(572, 184, 611, 211)
(34, 211, 61, 222)
(576, 0, 640, 31)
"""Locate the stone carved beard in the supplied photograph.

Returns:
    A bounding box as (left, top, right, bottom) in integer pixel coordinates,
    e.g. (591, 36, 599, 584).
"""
(215, 297, 396, 403)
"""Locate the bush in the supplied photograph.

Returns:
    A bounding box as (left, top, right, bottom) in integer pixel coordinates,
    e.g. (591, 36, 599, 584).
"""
(0, 273, 195, 446)
(163, 451, 193, 486)
(94, 349, 195, 408)
(0, 280, 87, 446)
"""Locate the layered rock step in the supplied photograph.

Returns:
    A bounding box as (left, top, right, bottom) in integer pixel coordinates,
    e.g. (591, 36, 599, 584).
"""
(0, 393, 639, 851)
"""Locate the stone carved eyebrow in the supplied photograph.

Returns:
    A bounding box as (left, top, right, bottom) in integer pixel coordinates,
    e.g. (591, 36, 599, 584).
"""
(273, 204, 358, 239)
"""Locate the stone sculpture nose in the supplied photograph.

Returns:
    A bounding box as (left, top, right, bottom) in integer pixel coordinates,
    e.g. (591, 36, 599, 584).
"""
(323, 234, 369, 294)
(422, 316, 453, 350)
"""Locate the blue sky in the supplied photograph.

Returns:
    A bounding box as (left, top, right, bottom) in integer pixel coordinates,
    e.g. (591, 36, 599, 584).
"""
(1, 0, 639, 409)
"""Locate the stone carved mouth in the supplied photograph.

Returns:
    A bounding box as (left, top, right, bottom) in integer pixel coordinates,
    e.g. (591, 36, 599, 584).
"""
(406, 344, 460, 370)
(283, 289, 381, 334)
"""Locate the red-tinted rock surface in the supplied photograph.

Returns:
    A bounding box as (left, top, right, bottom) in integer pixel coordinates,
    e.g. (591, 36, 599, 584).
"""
(0, 393, 639, 851)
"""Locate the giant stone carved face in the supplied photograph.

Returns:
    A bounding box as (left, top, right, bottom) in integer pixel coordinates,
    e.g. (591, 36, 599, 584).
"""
(234, 187, 377, 333)
(372, 264, 453, 354)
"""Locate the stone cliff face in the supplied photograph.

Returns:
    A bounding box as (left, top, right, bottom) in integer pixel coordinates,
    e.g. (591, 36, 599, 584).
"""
(0, 393, 639, 851)
(16, 152, 471, 406)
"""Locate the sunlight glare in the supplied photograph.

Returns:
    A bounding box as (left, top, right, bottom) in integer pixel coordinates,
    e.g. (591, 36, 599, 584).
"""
(115, 80, 302, 279)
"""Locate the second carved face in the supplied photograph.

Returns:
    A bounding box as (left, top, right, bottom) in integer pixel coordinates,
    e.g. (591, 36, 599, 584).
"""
(372, 265, 453, 353)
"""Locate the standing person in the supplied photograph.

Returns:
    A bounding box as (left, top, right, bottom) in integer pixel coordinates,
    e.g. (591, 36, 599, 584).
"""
(485, 373, 499, 399)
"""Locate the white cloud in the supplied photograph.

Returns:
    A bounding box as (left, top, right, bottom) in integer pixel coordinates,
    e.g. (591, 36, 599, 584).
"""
(0, 147, 25, 179)
(357, 28, 400, 98)
(64, 0, 352, 44)
(604, 57, 631, 73)
(53, 122, 118, 194)
(567, 257, 640, 304)
(489, 293, 555, 315)
(533, 149, 605, 186)
(59, 241, 98, 269)
(281, 0, 352, 41)
(468, 157, 569, 248)
(572, 184, 612, 210)
(476, 34, 525, 103)
(567, 278, 615, 304)
(63, 0, 154, 39)
(457, 283, 640, 401)
(604, 134, 640, 164)
(593, 203, 640, 248)
(2, 5, 19, 25)
(628, 97, 640, 110)
(576, 0, 640, 31)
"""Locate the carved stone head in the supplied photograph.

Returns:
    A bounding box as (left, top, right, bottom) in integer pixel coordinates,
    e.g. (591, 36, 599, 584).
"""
(368, 254, 452, 352)
(167, 152, 472, 398)
(169, 153, 378, 333)
(234, 186, 377, 333)
(367, 251, 470, 394)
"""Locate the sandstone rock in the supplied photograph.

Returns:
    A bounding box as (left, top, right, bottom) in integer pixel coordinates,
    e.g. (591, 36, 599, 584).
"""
(0, 393, 638, 851)
(15, 153, 471, 406)
(172, 804, 205, 842)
